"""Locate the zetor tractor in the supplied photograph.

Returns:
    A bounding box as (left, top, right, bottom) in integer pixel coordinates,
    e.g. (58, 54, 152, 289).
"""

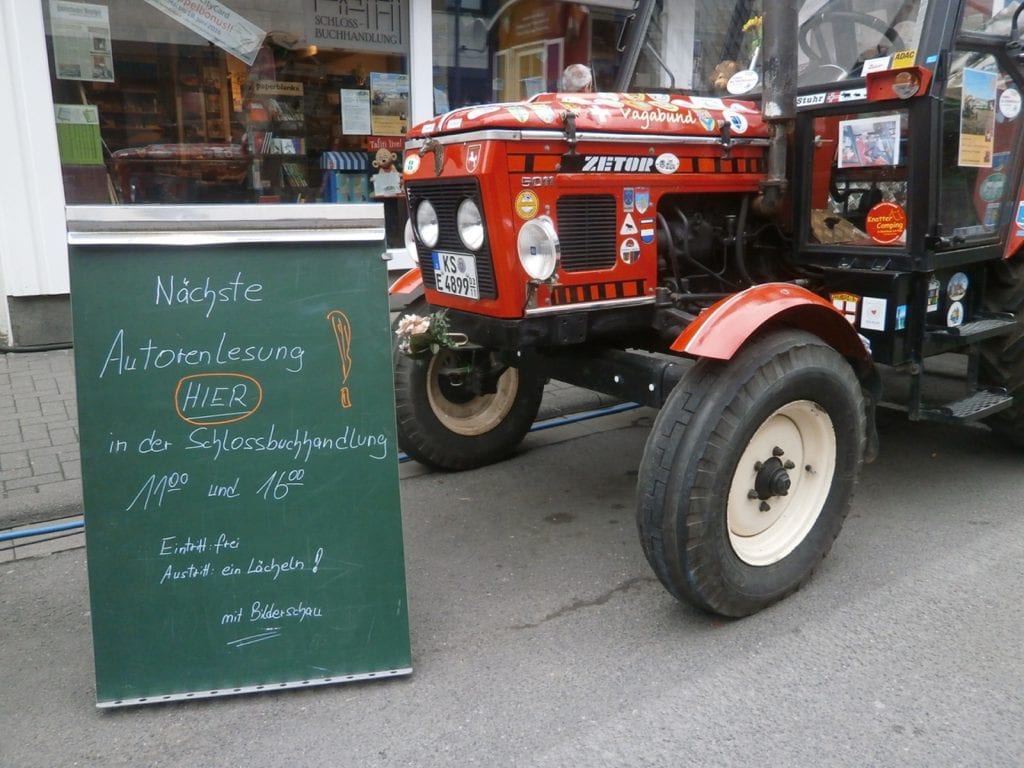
(391, 0, 1024, 616)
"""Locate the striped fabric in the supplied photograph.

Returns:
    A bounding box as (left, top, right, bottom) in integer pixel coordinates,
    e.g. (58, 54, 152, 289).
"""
(320, 151, 368, 170)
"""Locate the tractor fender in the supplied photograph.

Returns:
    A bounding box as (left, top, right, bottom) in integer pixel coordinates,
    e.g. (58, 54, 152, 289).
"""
(670, 283, 870, 362)
(388, 267, 424, 312)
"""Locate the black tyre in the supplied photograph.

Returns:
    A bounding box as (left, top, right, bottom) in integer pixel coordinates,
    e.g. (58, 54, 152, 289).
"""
(980, 257, 1024, 446)
(393, 299, 545, 470)
(636, 330, 865, 617)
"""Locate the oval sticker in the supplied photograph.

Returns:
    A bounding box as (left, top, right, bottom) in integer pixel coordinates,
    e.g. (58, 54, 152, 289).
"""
(403, 154, 421, 175)
(727, 70, 760, 95)
(1000, 88, 1022, 120)
(655, 153, 680, 174)
(515, 190, 540, 220)
(865, 201, 906, 244)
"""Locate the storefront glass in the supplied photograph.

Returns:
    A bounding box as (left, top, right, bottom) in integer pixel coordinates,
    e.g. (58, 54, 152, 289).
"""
(43, 0, 409, 205)
(430, 1, 634, 112)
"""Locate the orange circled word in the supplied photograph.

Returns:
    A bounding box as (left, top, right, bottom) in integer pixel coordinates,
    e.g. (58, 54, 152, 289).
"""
(174, 372, 263, 426)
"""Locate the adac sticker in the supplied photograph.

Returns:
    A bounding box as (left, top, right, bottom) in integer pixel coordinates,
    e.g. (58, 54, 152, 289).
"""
(620, 237, 641, 264)
(514, 189, 540, 220)
(831, 292, 859, 324)
(403, 154, 421, 174)
(892, 49, 917, 69)
(865, 201, 906, 244)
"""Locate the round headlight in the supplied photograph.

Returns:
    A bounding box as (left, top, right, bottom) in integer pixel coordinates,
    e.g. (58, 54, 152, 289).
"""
(415, 200, 439, 248)
(517, 216, 560, 281)
(403, 218, 417, 260)
(456, 198, 485, 251)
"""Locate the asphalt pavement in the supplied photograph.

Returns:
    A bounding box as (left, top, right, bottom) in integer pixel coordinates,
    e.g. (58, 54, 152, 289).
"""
(2, 349, 1023, 766)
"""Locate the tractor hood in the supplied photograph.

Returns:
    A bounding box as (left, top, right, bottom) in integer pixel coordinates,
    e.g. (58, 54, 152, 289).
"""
(406, 91, 769, 140)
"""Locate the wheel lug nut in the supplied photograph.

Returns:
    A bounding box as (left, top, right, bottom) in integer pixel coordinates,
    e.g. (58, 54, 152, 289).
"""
(772, 446, 784, 457)
(748, 489, 759, 499)
(754, 461, 763, 471)
(759, 501, 771, 512)
(784, 460, 795, 470)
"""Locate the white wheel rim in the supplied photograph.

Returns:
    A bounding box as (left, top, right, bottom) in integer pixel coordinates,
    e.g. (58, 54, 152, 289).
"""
(426, 353, 519, 436)
(726, 400, 837, 566)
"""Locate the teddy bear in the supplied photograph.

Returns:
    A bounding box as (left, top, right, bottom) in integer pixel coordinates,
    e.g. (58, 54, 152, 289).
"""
(371, 147, 402, 197)
(712, 60, 740, 93)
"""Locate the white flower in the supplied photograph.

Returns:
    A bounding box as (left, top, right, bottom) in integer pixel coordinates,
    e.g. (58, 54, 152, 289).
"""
(396, 313, 431, 337)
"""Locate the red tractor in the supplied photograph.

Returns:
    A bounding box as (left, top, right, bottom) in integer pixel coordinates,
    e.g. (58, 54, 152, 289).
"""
(391, 0, 1024, 616)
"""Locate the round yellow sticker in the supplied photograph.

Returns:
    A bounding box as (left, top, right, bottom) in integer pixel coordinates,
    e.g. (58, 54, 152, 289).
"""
(515, 190, 540, 220)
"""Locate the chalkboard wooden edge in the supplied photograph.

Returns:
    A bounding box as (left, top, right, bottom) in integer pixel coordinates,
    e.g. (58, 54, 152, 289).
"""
(96, 666, 413, 709)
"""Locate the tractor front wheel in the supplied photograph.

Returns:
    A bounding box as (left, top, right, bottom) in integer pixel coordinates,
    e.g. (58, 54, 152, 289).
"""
(636, 330, 866, 617)
(393, 300, 544, 470)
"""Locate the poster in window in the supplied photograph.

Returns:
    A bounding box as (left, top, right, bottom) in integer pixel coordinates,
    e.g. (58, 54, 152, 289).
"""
(370, 73, 409, 136)
(54, 104, 104, 165)
(341, 89, 372, 135)
(959, 67, 997, 168)
(838, 114, 900, 169)
(50, 1, 114, 83)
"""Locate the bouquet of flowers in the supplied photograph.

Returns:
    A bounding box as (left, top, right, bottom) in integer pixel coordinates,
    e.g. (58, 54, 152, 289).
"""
(394, 309, 466, 357)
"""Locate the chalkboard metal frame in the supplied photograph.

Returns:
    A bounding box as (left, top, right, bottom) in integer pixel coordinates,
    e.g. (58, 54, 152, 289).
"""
(68, 204, 412, 708)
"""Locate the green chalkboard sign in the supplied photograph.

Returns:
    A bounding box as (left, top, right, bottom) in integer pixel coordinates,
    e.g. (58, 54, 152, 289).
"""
(68, 215, 410, 707)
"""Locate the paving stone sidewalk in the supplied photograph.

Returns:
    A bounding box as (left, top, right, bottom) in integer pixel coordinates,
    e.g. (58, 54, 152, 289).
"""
(1, 347, 620, 557)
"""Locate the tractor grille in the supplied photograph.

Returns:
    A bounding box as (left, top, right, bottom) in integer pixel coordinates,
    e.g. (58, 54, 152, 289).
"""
(557, 195, 618, 272)
(405, 179, 497, 299)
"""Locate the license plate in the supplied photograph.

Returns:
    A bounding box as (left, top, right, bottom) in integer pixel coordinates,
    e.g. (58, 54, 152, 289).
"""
(432, 251, 479, 300)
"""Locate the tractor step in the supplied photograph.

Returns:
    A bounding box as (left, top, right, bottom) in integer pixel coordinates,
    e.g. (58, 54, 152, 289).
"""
(925, 315, 1017, 353)
(917, 387, 1014, 424)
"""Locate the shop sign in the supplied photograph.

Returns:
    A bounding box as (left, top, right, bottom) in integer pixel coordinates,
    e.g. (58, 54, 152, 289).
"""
(253, 80, 304, 97)
(143, 0, 266, 65)
(305, 0, 409, 55)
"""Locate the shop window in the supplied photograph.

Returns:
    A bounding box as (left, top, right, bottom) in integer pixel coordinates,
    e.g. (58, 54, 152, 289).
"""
(43, 0, 409, 205)
(430, 1, 632, 113)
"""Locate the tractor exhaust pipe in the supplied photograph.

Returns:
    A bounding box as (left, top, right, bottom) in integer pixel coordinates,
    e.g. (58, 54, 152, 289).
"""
(754, 0, 798, 217)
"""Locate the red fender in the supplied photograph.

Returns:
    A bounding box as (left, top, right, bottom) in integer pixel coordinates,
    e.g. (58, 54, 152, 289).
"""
(388, 266, 423, 296)
(670, 283, 869, 361)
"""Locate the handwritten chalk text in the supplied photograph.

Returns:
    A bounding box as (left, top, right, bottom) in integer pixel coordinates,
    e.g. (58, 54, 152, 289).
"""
(154, 272, 263, 318)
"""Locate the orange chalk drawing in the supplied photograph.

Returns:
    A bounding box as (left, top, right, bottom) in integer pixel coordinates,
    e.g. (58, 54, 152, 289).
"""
(174, 372, 263, 426)
(326, 310, 354, 408)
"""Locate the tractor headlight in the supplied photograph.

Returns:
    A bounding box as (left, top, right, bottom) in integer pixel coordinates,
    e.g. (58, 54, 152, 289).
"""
(517, 216, 560, 281)
(456, 198, 485, 251)
(415, 199, 439, 248)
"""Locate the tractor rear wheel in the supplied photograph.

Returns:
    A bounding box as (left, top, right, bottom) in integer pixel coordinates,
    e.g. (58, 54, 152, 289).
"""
(392, 299, 544, 470)
(636, 330, 865, 617)
(981, 257, 1024, 447)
